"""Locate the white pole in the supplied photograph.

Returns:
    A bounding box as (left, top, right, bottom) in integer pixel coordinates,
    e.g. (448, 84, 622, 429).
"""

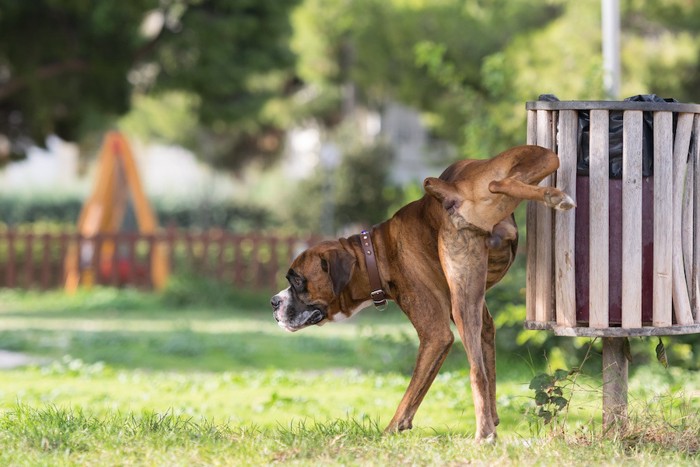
(602, 0, 621, 99)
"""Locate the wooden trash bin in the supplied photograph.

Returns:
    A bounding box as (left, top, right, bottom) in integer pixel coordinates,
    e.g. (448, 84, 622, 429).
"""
(523, 99, 700, 429)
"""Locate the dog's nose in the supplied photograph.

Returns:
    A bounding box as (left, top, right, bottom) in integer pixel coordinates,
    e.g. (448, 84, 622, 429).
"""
(270, 295, 282, 310)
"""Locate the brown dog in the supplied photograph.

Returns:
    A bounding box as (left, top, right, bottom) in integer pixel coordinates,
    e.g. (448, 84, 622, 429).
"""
(271, 145, 574, 440)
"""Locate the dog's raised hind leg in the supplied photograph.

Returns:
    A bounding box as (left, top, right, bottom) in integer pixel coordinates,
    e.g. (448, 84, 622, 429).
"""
(489, 178, 575, 211)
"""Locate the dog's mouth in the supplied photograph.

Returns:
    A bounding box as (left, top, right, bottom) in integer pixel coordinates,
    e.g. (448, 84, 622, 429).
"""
(277, 308, 326, 332)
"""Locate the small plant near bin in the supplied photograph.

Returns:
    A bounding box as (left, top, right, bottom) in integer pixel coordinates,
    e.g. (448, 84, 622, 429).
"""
(527, 368, 579, 430)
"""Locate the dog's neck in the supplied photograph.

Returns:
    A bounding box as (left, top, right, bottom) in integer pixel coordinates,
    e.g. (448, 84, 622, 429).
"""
(338, 226, 393, 309)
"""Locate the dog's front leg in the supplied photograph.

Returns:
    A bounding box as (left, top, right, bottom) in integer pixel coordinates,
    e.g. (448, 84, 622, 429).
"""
(439, 231, 496, 442)
(385, 290, 454, 433)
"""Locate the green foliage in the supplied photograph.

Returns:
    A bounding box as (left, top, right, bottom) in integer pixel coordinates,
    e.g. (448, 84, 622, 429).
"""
(526, 368, 577, 430)
(0, 0, 300, 169)
(118, 92, 200, 148)
(1, 0, 700, 176)
(0, 197, 83, 226)
(290, 0, 700, 164)
(0, 0, 151, 148)
(288, 142, 407, 232)
(154, 200, 275, 231)
(160, 272, 266, 309)
(292, 0, 564, 160)
(333, 144, 398, 227)
(0, 196, 274, 231)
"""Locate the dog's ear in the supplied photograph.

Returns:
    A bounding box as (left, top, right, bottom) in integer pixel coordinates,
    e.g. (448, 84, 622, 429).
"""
(424, 177, 461, 213)
(321, 249, 356, 296)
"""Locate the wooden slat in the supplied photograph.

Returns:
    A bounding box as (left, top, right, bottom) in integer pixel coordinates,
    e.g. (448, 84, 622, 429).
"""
(253, 237, 264, 289)
(527, 110, 537, 145)
(653, 112, 674, 327)
(41, 233, 51, 289)
(110, 234, 120, 287)
(589, 110, 610, 328)
(621, 110, 643, 329)
(145, 235, 155, 288)
(216, 235, 226, 280)
(555, 110, 578, 327)
(526, 110, 537, 322)
(672, 113, 695, 325)
(526, 321, 700, 337)
(126, 232, 137, 284)
(25, 233, 34, 289)
(682, 167, 694, 285)
(234, 236, 244, 285)
(268, 237, 279, 290)
(682, 122, 695, 318)
(693, 115, 700, 323)
(535, 109, 554, 323)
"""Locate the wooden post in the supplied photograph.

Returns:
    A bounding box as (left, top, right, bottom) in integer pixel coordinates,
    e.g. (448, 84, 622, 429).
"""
(602, 337, 628, 431)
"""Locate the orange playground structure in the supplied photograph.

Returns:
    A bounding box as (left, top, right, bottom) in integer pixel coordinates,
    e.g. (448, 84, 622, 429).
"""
(64, 132, 168, 291)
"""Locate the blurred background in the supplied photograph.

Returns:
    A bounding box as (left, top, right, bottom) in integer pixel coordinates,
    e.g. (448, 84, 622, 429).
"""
(3, 0, 700, 234)
(1, 0, 700, 369)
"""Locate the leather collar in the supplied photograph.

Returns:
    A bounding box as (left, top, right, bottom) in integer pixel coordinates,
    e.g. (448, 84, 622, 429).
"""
(360, 230, 387, 310)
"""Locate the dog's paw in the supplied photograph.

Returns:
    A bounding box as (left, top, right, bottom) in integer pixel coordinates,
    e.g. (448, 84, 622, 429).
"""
(475, 431, 498, 444)
(383, 419, 412, 435)
(544, 191, 576, 211)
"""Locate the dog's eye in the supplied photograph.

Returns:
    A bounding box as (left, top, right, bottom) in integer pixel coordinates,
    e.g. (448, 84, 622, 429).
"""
(292, 276, 304, 289)
(320, 258, 328, 272)
(287, 270, 306, 292)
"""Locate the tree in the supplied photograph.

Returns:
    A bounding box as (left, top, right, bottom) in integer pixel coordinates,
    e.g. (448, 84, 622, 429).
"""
(0, 0, 300, 168)
(290, 0, 564, 160)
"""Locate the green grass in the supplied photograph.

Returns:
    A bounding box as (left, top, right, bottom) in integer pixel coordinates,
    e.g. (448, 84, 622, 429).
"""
(1, 287, 699, 465)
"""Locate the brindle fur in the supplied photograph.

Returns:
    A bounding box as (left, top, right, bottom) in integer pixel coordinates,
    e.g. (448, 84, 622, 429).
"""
(272, 145, 574, 441)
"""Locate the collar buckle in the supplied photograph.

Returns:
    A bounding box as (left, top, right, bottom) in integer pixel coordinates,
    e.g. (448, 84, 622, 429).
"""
(361, 229, 388, 311)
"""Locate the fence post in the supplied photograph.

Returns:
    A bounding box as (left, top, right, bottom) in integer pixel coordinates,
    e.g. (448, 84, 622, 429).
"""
(7, 229, 16, 288)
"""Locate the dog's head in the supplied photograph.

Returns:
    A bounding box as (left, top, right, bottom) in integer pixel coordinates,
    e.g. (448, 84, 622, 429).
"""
(271, 241, 357, 332)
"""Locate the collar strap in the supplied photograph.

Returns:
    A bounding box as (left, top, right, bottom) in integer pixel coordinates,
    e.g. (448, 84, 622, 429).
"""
(360, 230, 388, 310)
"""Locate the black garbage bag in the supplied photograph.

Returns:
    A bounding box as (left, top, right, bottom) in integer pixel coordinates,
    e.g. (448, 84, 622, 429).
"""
(538, 94, 678, 178)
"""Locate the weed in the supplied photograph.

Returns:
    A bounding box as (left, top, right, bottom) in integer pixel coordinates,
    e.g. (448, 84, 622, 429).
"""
(525, 368, 578, 433)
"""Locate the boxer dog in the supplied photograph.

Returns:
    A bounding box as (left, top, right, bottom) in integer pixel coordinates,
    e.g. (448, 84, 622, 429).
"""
(271, 145, 574, 441)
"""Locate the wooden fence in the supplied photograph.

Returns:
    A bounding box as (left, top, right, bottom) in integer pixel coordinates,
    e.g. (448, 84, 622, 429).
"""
(0, 229, 318, 293)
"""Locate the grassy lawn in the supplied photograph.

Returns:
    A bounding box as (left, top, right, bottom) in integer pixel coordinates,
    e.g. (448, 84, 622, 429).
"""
(0, 287, 699, 465)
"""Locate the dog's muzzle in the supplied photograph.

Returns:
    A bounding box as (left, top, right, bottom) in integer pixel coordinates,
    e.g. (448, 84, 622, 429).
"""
(271, 289, 326, 332)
